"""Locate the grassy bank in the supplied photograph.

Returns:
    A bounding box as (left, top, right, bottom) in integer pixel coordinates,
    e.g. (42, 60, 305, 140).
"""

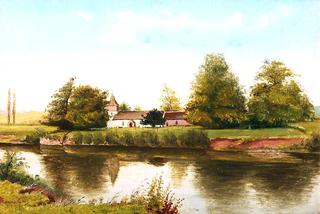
(0, 181, 146, 214)
(0, 120, 319, 145)
(0, 125, 57, 142)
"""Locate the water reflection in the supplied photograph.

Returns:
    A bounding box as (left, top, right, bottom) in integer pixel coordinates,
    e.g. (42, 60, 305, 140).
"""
(0, 145, 319, 213)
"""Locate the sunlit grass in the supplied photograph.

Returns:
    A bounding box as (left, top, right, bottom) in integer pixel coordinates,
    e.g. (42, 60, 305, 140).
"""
(0, 111, 44, 125)
(0, 181, 146, 214)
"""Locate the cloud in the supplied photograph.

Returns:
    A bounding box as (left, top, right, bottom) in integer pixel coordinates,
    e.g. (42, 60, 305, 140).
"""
(159, 9, 172, 17)
(97, 11, 244, 44)
(70, 10, 92, 21)
(257, 14, 273, 28)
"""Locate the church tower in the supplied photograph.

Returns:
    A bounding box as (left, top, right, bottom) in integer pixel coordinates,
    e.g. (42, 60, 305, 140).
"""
(106, 94, 119, 119)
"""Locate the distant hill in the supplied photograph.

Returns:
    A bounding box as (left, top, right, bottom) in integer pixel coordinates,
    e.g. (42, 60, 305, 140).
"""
(0, 111, 44, 125)
(315, 106, 320, 117)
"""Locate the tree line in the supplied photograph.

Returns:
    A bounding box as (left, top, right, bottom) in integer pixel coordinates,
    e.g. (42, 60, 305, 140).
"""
(186, 54, 315, 128)
(45, 53, 315, 130)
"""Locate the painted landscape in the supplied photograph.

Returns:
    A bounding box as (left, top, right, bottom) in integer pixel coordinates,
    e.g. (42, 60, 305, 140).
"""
(0, 1, 319, 214)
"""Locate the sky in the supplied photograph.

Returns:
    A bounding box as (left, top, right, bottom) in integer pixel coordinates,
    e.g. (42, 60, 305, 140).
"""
(0, 0, 319, 111)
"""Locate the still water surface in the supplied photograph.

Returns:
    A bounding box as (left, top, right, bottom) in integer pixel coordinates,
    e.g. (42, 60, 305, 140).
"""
(0, 145, 319, 214)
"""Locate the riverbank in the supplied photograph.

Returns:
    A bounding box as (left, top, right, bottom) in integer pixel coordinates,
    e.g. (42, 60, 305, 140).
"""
(209, 137, 305, 151)
(0, 181, 146, 214)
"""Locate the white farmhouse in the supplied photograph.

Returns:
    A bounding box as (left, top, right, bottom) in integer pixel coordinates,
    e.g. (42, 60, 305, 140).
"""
(106, 95, 190, 128)
(106, 95, 148, 128)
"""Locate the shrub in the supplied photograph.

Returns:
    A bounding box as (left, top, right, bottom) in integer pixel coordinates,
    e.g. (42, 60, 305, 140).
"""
(105, 130, 120, 145)
(23, 128, 48, 145)
(120, 131, 134, 146)
(82, 133, 93, 144)
(161, 131, 178, 147)
(134, 131, 159, 147)
(306, 131, 320, 151)
(178, 129, 208, 148)
(72, 132, 83, 145)
(92, 132, 105, 145)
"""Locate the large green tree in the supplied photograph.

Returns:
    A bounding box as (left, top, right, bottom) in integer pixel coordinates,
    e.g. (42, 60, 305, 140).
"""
(46, 77, 75, 122)
(66, 85, 108, 128)
(160, 84, 182, 111)
(186, 54, 246, 128)
(247, 60, 315, 128)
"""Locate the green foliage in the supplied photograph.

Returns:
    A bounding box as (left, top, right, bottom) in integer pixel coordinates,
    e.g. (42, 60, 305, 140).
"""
(82, 133, 93, 144)
(186, 53, 246, 128)
(46, 77, 75, 122)
(103, 128, 208, 148)
(119, 102, 131, 111)
(105, 130, 120, 145)
(161, 131, 178, 146)
(248, 60, 315, 128)
(0, 180, 146, 214)
(306, 131, 320, 151)
(23, 128, 48, 145)
(160, 84, 182, 111)
(178, 129, 208, 148)
(120, 131, 134, 146)
(92, 132, 105, 145)
(67, 85, 108, 129)
(72, 132, 83, 145)
(135, 131, 159, 146)
(0, 152, 49, 188)
(141, 109, 165, 128)
(146, 177, 168, 212)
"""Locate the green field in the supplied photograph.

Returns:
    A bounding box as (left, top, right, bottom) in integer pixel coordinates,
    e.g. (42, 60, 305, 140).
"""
(0, 120, 319, 143)
(0, 111, 44, 125)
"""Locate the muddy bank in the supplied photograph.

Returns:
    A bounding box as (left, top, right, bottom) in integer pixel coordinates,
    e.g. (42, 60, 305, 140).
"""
(209, 137, 305, 151)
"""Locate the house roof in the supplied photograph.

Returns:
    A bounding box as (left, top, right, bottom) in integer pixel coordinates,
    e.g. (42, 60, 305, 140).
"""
(113, 111, 148, 120)
(164, 111, 186, 120)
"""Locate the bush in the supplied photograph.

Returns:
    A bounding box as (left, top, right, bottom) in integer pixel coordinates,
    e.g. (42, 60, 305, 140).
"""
(92, 132, 105, 145)
(105, 130, 120, 145)
(23, 128, 48, 145)
(306, 131, 320, 151)
(134, 131, 159, 147)
(72, 132, 83, 145)
(120, 131, 134, 146)
(161, 131, 178, 146)
(178, 129, 208, 148)
(82, 133, 93, 144)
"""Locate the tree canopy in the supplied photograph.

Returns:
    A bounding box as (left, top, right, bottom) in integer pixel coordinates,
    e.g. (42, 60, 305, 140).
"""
(247, 60, 315, 128)
(46, 77, 75, 122)
(186, 54, 246, 128)
(119, 102, 131, 111)
(140, 109, 165, 128)
(66, 85, 108, 129)
(160, 84, 182, 111)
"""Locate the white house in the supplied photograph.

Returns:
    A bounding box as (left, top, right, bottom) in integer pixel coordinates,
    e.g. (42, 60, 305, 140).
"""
(106, 95, 190, 128)
(106, 95, 149, 128)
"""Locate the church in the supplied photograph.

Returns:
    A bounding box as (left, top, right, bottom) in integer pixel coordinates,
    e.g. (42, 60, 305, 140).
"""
(106, 95, 190, 128)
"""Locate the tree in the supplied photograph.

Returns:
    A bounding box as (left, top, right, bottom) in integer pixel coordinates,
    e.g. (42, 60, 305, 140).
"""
(119, 102, 131, 111)
(66, 85, 108, 129)
(12, 91, 16, 125)
(160, 84, 182, 111)
(7, 89, 11, 125)
(134, 105, 142, 111)
(186, 54, 246, 128)
(46, 77, 75, 122)
(141, 109, 165, 128)
(247, 60, 315, 128)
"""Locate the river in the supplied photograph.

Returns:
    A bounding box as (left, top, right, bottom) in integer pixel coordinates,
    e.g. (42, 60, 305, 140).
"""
(0, 145, 319, 214)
